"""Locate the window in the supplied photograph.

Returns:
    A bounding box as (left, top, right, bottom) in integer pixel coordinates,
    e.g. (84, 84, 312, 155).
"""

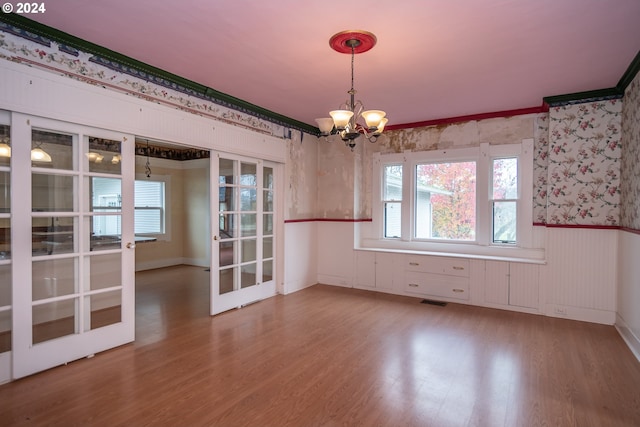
(369, 141, 534, 259)
(135, 180, 165, 235)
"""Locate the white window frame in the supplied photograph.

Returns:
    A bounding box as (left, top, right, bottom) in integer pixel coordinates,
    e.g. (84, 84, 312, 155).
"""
(366, 140, 537, 260)
(135, 174, 171, 241)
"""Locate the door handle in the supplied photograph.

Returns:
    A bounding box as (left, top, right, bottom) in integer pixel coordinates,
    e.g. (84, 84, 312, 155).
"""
(213, 235, 219, 241)
(126, 242, 136, 249)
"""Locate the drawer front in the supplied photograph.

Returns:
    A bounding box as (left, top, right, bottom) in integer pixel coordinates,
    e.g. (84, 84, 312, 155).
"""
(405, 256, 469, 277)
(405, 271, 469, 300)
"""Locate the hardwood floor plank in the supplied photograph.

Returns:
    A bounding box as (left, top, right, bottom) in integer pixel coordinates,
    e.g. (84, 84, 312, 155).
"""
(0, 266, 639, 426)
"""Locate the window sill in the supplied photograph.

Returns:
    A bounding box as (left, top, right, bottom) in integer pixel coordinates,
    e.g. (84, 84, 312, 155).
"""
(358, 238, 546, 264)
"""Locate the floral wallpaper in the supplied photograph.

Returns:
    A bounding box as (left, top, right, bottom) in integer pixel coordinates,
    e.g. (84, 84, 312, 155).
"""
(533, 113, 549, 224)
(620, 71, 640, 230)
(0, 25, 290, 138)
(547, 101, 622, 226)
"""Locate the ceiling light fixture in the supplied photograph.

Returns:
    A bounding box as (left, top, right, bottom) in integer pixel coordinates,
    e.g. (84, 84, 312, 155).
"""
(315, 30, 388, 151)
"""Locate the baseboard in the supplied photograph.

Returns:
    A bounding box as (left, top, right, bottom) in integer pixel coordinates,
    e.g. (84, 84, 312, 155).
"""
(615, 314, 640, 363)
(317, 274, 352, 288)
(283, 280, 316, 295)
(545, 304, 616, 325)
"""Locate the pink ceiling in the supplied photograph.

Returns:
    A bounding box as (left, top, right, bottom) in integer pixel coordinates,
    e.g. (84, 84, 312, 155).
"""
(28, 0, 640, 129)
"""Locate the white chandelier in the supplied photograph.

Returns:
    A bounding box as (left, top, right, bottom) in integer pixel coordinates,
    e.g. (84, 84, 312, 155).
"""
(315, 30, 388, 150)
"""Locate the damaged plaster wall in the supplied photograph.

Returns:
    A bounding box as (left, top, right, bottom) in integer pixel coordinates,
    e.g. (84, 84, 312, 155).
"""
(285, 131, 318, 220)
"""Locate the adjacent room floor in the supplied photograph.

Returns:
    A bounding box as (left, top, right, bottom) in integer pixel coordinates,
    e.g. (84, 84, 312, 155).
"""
(0, 265, 639, 426)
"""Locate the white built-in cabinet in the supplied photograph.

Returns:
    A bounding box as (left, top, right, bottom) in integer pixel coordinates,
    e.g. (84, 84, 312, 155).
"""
(484, 261, 539, 310)
(354, 251, 395, 292)
(354, 251, 540, 314)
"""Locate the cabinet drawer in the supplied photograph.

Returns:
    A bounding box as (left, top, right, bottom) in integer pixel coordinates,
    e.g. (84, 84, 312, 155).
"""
(404, 256, 469, 277)
(405, 271, 469, 300)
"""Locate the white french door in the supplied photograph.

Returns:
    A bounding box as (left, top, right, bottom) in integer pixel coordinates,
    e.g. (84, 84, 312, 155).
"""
(11, 114, 135, 379)
(210, 153, 276, 315)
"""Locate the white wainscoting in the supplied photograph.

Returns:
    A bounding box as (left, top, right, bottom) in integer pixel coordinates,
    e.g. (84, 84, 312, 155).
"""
(617, 230, 640, 361)
(542, 227, 617, 324)
(283, 221, 319, 294)
(316, 221, 356, 288)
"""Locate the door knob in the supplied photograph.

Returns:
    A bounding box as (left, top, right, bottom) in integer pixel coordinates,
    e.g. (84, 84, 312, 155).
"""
(126, 242, 136, 249)
(213, 236, 218, 241)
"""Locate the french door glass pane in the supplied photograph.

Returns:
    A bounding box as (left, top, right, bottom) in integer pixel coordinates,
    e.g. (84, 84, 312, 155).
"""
(240, 214, 256, 237)
(263, 237, 273, 259)
(33, 298, 77, 344)
(0, 264, 9, 306)
(240, 163, 256, 186)
(219, 268, 235, 295)
(0, 218, 9, 259)
(219, 214, 236, 238)
(263, 190, 273, 212)
(32, 217, 75, 256)
(263, 214, 273, 234)
(219, 186, 234, 212)
(32, 174, 75, 212)
(85, 254, 121, 291)
(262, 260, 273, 282)
(241, 264, 256, 288)
(0, 310, 9, 352)
(89, 216, 122, 251)
(263, 167, 273, 190)
(90, 177, 122, 212)
(0, 171, 9, 213)
(86, 290, 121, 331)
(32, 258, 77, 301)
(219, 241, 235, 266)
(87, 137, 122, 175)
(241, 239, 256, 263)
(0, 124, 9, 168)
(32, 130, 73, 170)
(240, 188, 257, 211)
(219, 159, 235, 185)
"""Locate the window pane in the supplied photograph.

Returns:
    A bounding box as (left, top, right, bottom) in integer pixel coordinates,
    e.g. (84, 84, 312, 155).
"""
(219, 158, 235, 185)
(135, 178, 164, 234)
(85, 253, 121, 291)
(219, 186, 234, 212)
(0, 309, 10, 352)
(263, 260, 273, 283)
(135, 209, 162, 234)
(32, 257, 77, 301)
(220, 214, 236, 238)
(241, 214, 256, 237)
(219, 267, 235, 294)
(0, 218, 10, 259)
(493, 158, 518, 200)
(241, 239, 256, 263)
(384, 202, 401, 238)
(415, 161, 476, 240)
(383, 165, 402, 201)
(220, 241, 235, 266)
(493, 201, 517, 243)
(240, 188, 257, 211)
(263, 167, 273, 190)
(241, 263, 256, 288)
(263, 236, 273, 259)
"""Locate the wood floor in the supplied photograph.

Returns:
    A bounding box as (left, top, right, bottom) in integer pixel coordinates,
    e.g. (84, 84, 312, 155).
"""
(1, 265, 639, 426)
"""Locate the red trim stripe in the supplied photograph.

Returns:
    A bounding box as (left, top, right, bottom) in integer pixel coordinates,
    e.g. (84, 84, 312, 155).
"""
(386, 105, 548, 131)
(284, 218, 372, 224)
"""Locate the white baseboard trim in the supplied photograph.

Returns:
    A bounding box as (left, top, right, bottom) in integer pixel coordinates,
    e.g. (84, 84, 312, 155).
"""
(616, 314, 640, 363)
(545, 304, 615, 325)
(182, 258, 209, 268)
(282, 280, 316, 295)
(317, 274, 352, 288)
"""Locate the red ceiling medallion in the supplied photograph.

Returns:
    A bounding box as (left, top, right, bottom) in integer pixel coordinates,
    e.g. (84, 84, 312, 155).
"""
(329, 30, 377, 54)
